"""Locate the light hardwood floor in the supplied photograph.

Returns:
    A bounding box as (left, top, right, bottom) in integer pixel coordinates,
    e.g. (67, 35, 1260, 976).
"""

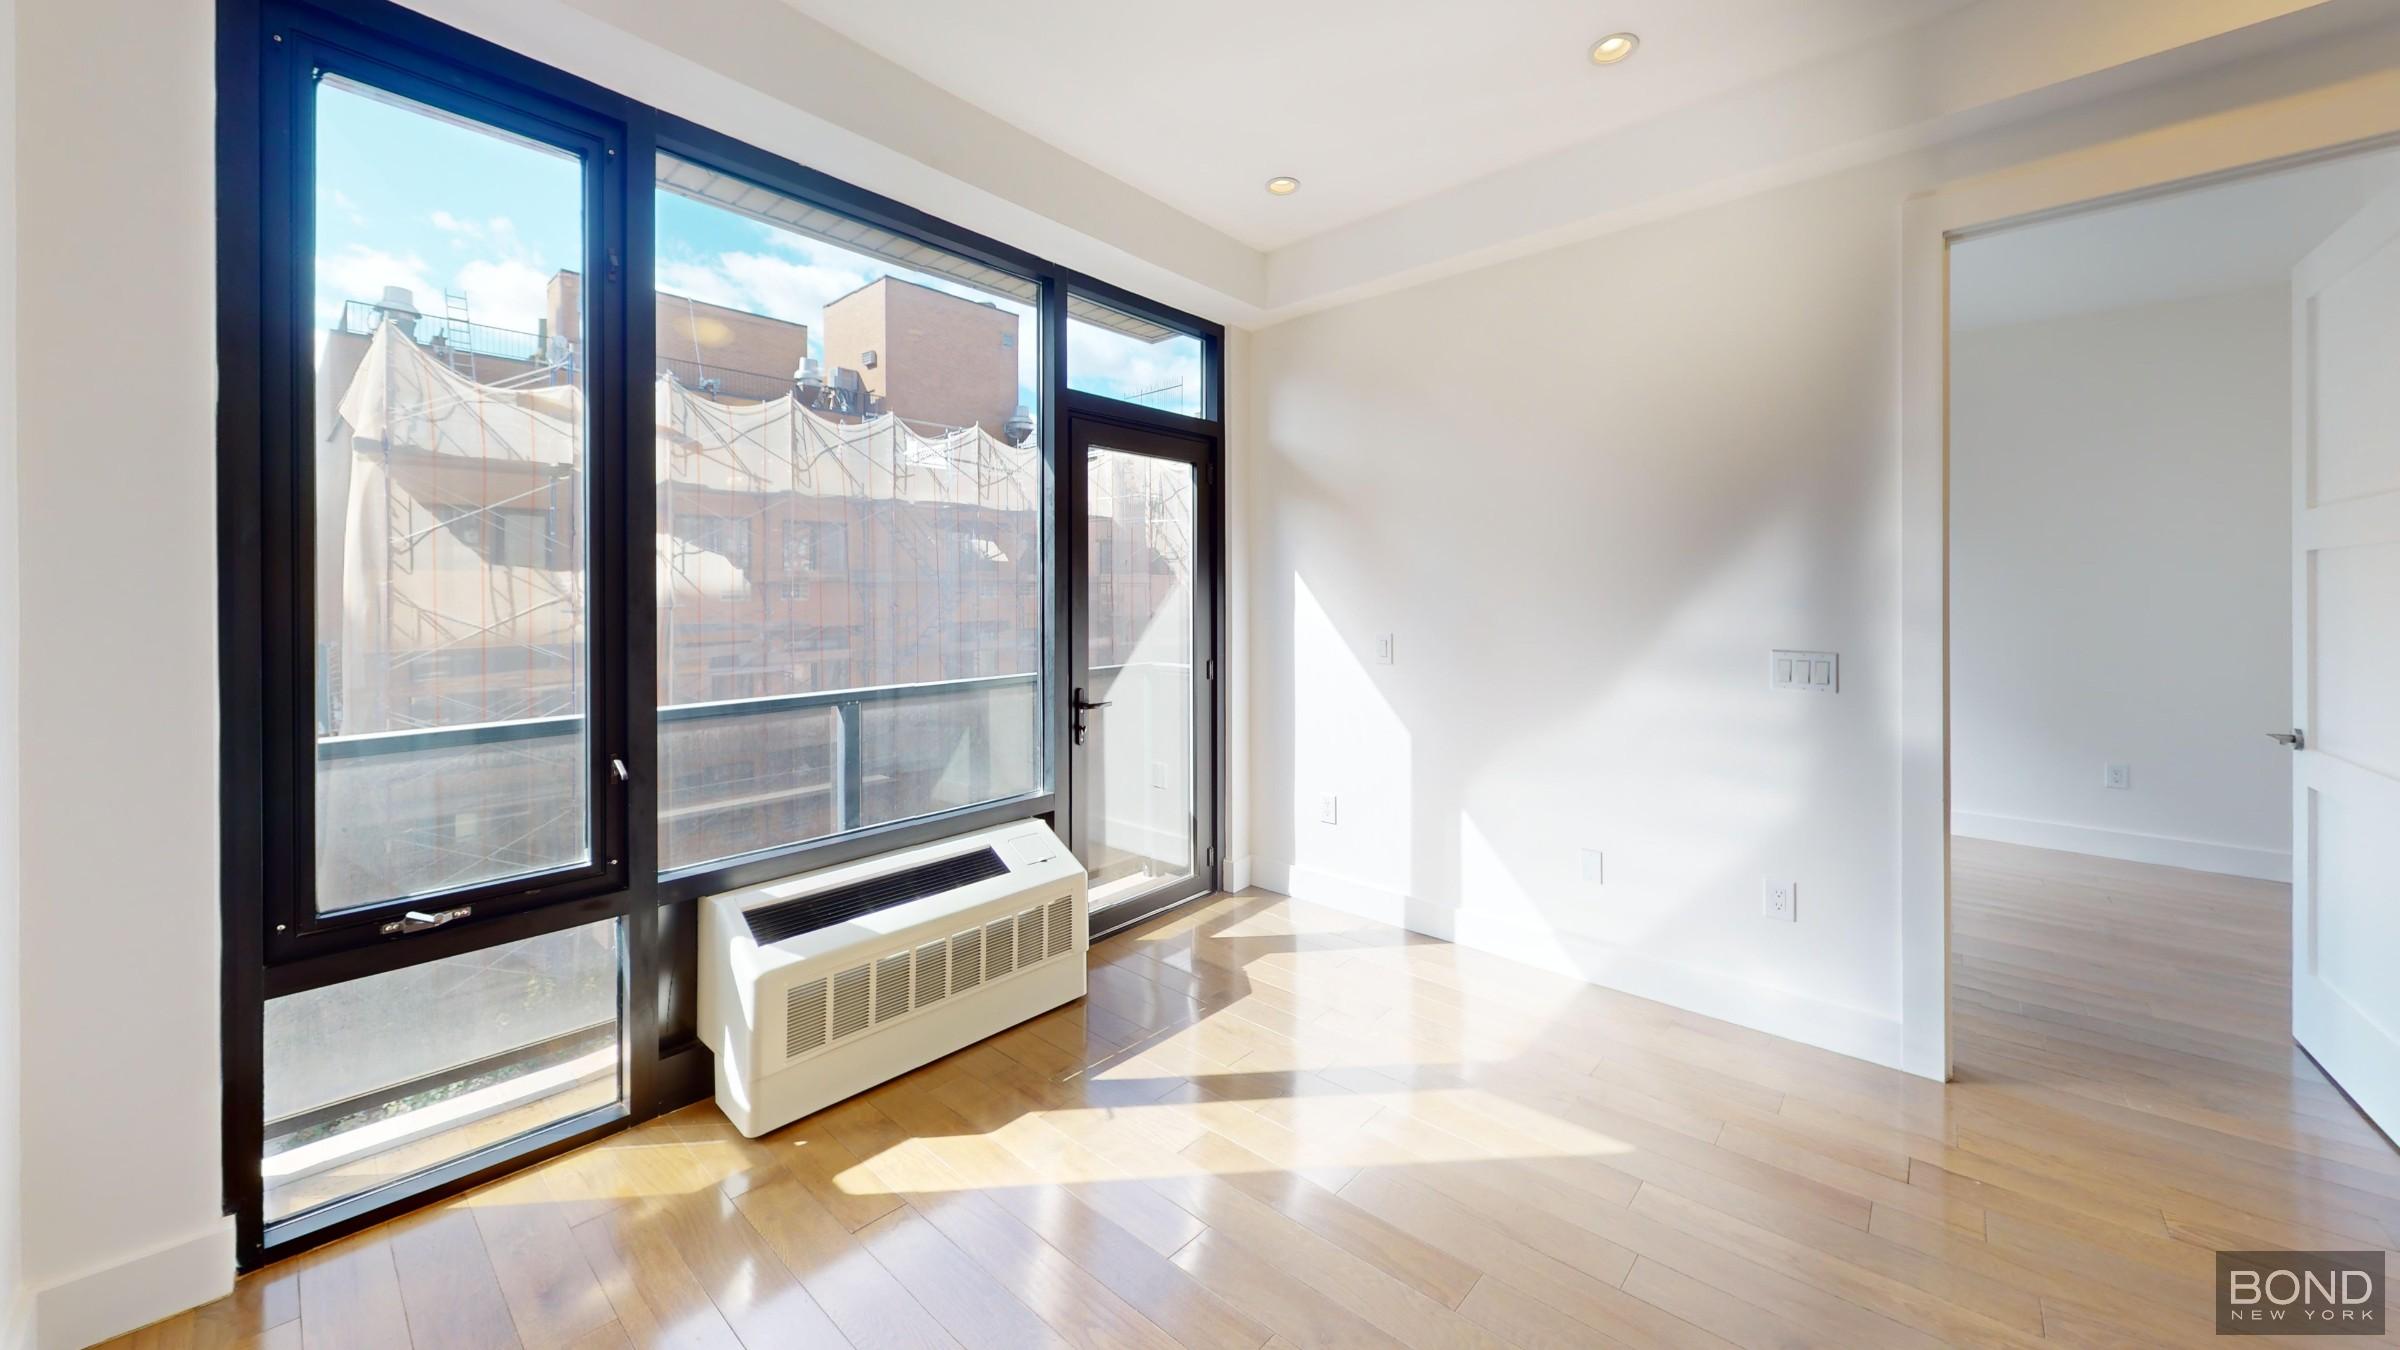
(117, 839, 2397, 1348)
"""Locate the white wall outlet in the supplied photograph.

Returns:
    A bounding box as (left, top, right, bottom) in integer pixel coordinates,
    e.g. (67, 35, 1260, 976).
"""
(2104, 762, 2132, 790)
(1375, 633, 1395, 665)
(1320, 795, 1340, 825)
(1580, 849, 1605, 885)
(1771, 650, 1838, 692)
(1151, 760, 1170, 790)
(1762, 878, 1796, 921)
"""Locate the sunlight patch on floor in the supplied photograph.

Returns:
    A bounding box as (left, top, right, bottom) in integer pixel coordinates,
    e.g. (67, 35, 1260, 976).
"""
(826, 1086, 1634, 1196)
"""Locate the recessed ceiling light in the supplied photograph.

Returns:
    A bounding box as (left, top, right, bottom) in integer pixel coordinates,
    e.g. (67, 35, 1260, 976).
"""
(1265, 176, 1301, 196)
(1589, 32, 1639, 65)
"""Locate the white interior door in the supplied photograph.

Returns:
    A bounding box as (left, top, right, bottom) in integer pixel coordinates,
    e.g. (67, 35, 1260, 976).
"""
(2289, 180, 2400, 1141)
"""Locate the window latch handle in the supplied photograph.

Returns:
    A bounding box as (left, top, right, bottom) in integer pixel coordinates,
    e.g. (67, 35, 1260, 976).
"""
(612, 757, 630, 782)
(381, 905, 471, 936)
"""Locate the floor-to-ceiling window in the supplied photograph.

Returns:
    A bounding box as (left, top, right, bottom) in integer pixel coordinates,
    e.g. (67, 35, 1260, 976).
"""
(221, 0, 1220, 1269)
(650, 152, 1048, 875)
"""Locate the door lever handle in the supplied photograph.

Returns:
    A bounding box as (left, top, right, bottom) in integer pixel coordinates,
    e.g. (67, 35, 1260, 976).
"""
(1071, 687, 1110, 745)
(2267, 729, 2305, 750)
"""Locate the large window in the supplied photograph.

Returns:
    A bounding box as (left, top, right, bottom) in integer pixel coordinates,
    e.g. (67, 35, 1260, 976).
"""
(652, 153, 1046, 873)
(311, 76, 595, 914)
(224, 0, 1218, 1273)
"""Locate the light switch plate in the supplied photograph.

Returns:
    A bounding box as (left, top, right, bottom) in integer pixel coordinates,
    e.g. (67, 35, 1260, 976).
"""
(1375, 634, 1395, 665)
(1580, 849, 1605, 885)
(1762, 878, 1796, 921)
(1771, 650, 1838, 693)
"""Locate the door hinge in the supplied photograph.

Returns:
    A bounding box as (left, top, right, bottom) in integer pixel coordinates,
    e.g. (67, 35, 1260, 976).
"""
(1207, 846, 1217, 867)
(1205, 658, 1215, 681)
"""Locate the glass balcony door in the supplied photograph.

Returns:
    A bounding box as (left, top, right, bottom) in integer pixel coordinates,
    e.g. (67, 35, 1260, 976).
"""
(1068, 412, 1217, 933)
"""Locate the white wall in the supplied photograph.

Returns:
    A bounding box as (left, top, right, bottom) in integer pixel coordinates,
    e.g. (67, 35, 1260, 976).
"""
(1950, 289, 2293, 879)
(1248, 157, 1915, 1064)
(1, 0, 24, 1341)
(14, 0, 233, 1344)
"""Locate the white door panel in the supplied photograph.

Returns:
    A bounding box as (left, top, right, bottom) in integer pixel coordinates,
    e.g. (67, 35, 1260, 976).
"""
(2291, 181, 2400, 1140)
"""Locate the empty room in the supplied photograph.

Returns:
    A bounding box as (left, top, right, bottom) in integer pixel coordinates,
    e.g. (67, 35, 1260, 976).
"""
(3, 1, 2400, 1347)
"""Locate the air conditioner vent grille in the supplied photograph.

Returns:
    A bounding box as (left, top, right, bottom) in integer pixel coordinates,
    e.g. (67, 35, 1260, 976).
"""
(1046, 896, 1073, 959)
(829, 964, 872, 1041)
(914, 939, 949, 1009)
(874, 952, 912, 1024)
(985, 916, 1016, 980)
(950, 927, 984, 992)
(1016, 908, 1043, 970)
(784, 978, 828, 1059)
(744, 847, 1010, 945)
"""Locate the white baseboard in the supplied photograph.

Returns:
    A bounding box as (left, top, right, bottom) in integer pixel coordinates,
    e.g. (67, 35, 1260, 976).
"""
(1951, 810, 2291, 882)
(1249, 859, 1909, 1074)
(31, 1217, 234, 1350)
(1223, 855, 1253, 893)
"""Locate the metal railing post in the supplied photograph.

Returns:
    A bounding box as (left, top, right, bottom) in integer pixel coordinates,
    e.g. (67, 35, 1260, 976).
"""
(836, 698, 866, 833)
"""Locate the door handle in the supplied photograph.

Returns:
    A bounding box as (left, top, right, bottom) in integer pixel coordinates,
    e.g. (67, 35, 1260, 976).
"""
(2268, 729, 2305, 750)
(1072, 687, 1111, 746)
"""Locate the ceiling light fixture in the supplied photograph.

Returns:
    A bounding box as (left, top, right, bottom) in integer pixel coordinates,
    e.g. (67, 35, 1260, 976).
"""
(1265, 176, 1301, 196)
(1589, 32, 1639, 65)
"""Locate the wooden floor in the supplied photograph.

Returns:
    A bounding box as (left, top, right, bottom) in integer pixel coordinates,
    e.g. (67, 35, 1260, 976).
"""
(122, 839, 2398, 1349)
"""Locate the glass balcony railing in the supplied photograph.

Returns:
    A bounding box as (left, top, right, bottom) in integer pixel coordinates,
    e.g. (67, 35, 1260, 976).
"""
(314, 671, 1042, 910)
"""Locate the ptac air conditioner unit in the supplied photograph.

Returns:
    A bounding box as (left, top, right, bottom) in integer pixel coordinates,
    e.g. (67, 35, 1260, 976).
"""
(698, 820, 1088, 1137)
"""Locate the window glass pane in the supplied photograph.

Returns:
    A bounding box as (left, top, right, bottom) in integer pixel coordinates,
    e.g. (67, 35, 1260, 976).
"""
(262, 920, 621, 1221)
(653, 154, 1045, 872)
(313, 77, 592, 912)
(1068, 293, 1204, 417)
(1079, 450, 1198, 910)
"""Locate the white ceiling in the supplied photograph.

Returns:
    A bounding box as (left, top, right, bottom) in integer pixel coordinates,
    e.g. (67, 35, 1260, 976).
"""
(778, 0, 1975, 251)
(1951, 147, 2400, 330)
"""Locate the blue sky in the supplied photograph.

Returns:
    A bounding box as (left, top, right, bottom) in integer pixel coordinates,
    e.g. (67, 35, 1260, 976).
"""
(314, 77, 1196, 416)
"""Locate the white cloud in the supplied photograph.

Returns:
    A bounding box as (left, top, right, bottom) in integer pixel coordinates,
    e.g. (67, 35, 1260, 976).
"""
(452, 257, 556, 334)
(656, 251, 872, 329)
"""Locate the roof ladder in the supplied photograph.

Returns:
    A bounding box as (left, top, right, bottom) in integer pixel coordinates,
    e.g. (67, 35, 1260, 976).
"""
(442, 290, 477, 382)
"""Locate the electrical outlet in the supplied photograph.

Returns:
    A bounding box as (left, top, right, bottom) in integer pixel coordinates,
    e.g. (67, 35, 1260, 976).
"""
(1580, 849, 1605, 885)
(1151, 760, 1170, 790)
(1762, 878, 1796, 922)
(1375, 634, 1395, 665)
(2104, 762, 2132, 791)
(1320, 795, 1340, 825)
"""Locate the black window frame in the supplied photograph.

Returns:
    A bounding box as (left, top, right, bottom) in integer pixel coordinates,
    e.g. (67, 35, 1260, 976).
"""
(219, 0, 1224, 1272)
